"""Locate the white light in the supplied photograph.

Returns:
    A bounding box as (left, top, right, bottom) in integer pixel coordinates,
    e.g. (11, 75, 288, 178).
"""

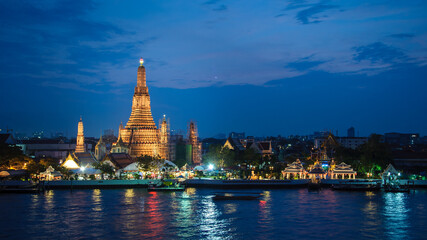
(398, 173, 401, 176)
(80, 166, 86, 172)
(208, 164, 214, 171)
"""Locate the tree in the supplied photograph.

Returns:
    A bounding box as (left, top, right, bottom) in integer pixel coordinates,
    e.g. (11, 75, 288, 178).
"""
(358, 134, 392, 176)
(0, 143, 26, 169)
(241, 148, 262, 167)
(56, 166, 73, 180)
(93, 162, 115, 179)
(135, 155, 163, 172)
(201, 144, 236, 168)
(26, 159, 45, 175)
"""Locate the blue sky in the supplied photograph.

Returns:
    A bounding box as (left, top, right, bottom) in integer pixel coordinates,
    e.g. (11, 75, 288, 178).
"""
(0, 0, 426, 138)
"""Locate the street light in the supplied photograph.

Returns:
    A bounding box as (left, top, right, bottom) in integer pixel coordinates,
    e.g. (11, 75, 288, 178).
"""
(208, 164, 214, 171)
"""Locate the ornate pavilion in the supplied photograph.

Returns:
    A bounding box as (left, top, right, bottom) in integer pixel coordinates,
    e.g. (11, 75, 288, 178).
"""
(330, 162, 357, 179)
(307, 161, 327, 180)
(282, 159, 307, 179)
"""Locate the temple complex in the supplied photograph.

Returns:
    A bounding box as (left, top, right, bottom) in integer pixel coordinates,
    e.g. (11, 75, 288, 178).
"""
(118, 58, 168, 158)
(75, 117, 85, 153)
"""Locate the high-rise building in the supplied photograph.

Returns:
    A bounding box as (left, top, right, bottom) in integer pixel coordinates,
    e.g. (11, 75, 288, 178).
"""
(75, 117, 85, 153)
(118, 58, 168, 158)
(347, 127, 355, 137)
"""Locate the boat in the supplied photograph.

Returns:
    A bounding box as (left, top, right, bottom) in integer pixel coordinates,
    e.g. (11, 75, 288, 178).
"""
(0, 183, 43, 194)
(307, 182, 321, 191)
(212, 192, 262, 200)
(147, 186, 185, 192)
(147, 180, 185, 192)
(184, 179, 310, 188)
(383, 184, 411, 193)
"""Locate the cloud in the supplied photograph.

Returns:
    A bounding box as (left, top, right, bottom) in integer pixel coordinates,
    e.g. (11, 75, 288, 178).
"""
(286, 55, 326, 71)
(203, 0, 220, 5)
(0, 0, 153, 93)
(296, 3, 338, 24)
(388, 33, 415, 39)
(202, 0, 227, 12)
(213, 4, 227, 12)
(353, 42, 407, 64)
(280, 1, 339, 24)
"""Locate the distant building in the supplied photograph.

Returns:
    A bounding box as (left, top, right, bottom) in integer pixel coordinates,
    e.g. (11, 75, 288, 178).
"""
(347, 127, 355, 137)
(314, 136, 367, 150)
(17, 139, 92, 159)
(169, 134, 184, 163)
(229, 132, 245, 139)
(104, 129, 115, 137)
(32, 131, 44, 139)
(384, 132, 419, 146)
(392, 151, 427, 173)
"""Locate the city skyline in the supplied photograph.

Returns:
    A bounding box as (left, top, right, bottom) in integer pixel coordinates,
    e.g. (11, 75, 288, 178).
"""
(1, 0, 427, 138)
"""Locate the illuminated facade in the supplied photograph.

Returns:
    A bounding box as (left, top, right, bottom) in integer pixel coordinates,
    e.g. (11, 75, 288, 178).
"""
(331, 162, 356, 179)
(118, 58, 168, 158)
(159, 116, 170, 160)
(187, 121, 202, 164)
(282, 159, 307, 179)
(75, 117, 85, 153)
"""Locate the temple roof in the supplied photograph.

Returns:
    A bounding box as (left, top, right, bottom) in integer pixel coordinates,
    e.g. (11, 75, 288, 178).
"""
(104, 153, 134, 169)
(283, 160, 305, 173)
(309, 162, 325, 174)
(224, 137, 245, 151)
(73, 152, 98, 168)
(332, 162, 356, 174)
(309, 168, 326, 174)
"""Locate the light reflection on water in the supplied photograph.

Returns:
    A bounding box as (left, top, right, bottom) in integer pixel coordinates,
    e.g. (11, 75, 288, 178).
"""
(0, 189, 426, 239)
(384, 192, 410, 240)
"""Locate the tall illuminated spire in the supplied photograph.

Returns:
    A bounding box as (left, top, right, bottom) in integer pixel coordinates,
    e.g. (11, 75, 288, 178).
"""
(75, 116, 85, 153)
(118, 58, 165, 158)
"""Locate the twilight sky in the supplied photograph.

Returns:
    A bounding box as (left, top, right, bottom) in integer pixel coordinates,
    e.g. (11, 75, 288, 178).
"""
(1, 0, 427, 138)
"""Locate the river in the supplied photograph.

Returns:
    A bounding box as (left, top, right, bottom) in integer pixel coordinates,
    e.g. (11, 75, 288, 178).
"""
(0, 188, 426, 239)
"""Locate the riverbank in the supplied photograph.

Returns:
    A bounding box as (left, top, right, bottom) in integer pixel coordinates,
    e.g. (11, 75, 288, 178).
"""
(42, 179, 162, 189)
